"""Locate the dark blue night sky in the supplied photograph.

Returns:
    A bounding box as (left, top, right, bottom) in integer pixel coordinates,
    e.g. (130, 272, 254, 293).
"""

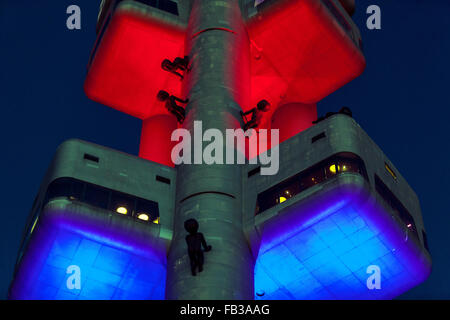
(1, 1, 449, 299)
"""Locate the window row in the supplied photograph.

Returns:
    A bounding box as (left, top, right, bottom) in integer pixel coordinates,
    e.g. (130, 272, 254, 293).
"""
(45, 178, 160, 224)
(374, 175, 419, 243)
(255, 153, 367, 215)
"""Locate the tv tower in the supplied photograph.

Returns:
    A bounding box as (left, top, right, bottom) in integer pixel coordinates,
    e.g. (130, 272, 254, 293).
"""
(9, 0, 431, 300)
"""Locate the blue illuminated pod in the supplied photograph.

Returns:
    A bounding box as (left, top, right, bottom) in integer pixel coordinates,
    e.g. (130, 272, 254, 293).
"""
(254, 185, 428, 299)
(244, 115, 432, 300)
(10, 202, 166, 300)
(9, 140, 175, 300)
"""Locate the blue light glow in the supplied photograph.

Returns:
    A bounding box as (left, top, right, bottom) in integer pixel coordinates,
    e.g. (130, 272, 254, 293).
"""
(254, 187, 431, 300)
(10, 204, 167, 300)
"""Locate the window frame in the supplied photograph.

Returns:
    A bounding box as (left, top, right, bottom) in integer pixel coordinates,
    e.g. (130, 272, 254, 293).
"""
(44, 177, 160, 223)
(255, 152, 368, 215)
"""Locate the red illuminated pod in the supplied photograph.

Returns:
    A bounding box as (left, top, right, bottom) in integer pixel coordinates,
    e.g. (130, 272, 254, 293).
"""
(84, 5, 186, 120)
(247, 0, 365, 112)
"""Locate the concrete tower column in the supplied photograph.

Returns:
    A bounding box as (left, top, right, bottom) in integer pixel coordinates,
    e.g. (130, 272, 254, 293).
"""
(165, 0, 254, 299)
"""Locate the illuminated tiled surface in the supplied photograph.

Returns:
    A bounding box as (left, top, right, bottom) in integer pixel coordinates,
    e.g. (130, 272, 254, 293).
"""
(10, 206, 166, 300)
(254, 187, 431, 300)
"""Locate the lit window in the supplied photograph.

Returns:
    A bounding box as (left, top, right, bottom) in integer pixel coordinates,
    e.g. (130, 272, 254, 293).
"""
(302, 168, 325, 189)
(30, 218, 39, 234)
(339, 161, 359, 173)
(137, 213, 149, 221)
(255, 153, 367, 215)
(110, 191, 135, 216)
(385, 162, 397, 180)
(116, 206, 128, 215)
(136, 199, 160, 224)
(329, 164, 337, 174)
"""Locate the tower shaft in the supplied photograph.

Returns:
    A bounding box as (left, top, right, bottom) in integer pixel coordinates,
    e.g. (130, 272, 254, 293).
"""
(166, 0, 254, 299)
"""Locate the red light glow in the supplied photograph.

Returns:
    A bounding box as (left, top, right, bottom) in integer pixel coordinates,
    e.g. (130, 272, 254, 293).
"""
(247, 0, 365, 109)
(84, 1, 365, 166)
(84, 8, 186, 120)
(139, 114, 179, 167)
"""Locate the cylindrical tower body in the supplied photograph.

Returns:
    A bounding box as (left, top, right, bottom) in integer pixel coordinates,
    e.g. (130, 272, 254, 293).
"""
(166, 0, 254, 299)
